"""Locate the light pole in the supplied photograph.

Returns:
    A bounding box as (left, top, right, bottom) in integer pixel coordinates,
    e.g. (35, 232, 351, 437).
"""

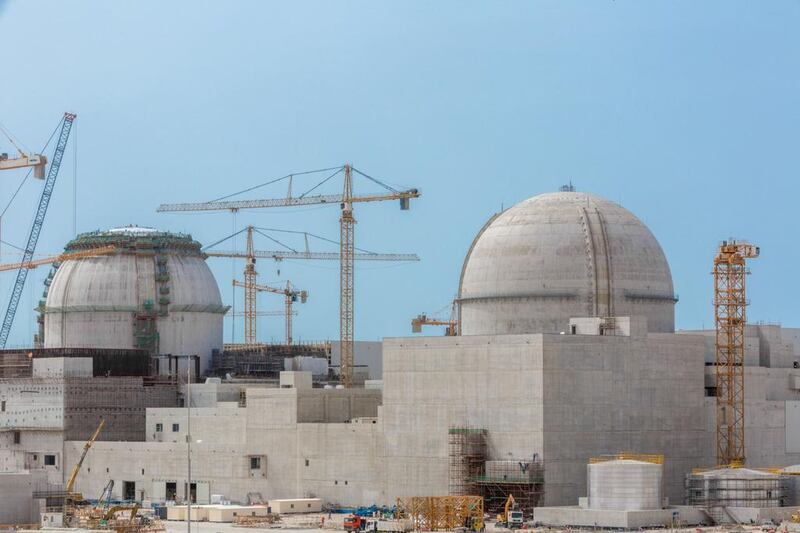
(157, 354, 199, 533)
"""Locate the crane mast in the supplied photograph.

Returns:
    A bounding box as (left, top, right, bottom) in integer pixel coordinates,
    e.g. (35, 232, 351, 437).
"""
(713, 240, 759, 466)
(0, 113, 76, 348)
(340, 164, 356, 387)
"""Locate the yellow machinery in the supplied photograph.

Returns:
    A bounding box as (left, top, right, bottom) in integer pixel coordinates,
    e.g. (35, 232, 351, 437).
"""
(496, 494, 523, 529)
(713, 241, 759, 466)
(0, 245, 115, 273)
(65, 419, 105, 520)
(411, 301, 458, 336)
(411, 314, 457, 336)
(397, 496, 484, 532)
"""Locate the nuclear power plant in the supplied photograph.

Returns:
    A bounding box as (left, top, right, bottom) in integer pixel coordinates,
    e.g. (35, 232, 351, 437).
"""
(2, 181, 800, 529)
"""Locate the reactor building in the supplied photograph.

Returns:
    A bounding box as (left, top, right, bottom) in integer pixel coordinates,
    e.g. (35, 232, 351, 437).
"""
(2, 190, 800, 521)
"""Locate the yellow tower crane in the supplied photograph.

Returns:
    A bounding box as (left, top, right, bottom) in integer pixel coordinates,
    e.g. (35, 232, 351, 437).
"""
(713, 240, 759, 466)
(234, 279, 307, 346)
(159, 166, 420, 387)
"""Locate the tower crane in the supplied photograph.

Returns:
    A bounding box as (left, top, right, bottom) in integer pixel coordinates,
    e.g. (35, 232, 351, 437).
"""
(160, 168, 420, 387)
(0, 122, 47, 178)
(233, 279, 306, 346)
(713, 240, 759, 466)
(0, 113, 76, 348)
(204, 225, 418, 346)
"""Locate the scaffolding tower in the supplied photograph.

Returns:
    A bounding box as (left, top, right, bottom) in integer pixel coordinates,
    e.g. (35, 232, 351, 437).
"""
(448, 427, 487, 496)
(473, 458, 545, 516)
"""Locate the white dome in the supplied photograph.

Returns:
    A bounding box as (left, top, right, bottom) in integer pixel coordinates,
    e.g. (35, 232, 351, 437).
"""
(42, 229, 226, 375)
(458, 191, 675, 335)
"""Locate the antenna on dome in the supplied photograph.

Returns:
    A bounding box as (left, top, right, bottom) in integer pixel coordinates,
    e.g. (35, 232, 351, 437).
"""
(559, 181, 576, 192)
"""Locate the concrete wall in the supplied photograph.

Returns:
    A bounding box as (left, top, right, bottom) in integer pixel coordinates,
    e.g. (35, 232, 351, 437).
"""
(330, 341, 383, 381)
(382, 334, 545, 499)
(0, 471, 47, 525)
(68, 385, 383, 505)
(382, 329, 706, 506)
(541, 332, 706, 504)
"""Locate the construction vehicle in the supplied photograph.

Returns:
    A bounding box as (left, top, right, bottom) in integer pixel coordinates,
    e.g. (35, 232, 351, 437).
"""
(496, 494, 523, 529)
(344, 515, 368, 532)
(158, 164, 420, 387)
(713, 240, 759, 466)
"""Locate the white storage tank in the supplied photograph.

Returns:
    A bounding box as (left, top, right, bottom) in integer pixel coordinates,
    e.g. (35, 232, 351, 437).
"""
(587, 456, 663, 511)
(41, 226, 227, 375)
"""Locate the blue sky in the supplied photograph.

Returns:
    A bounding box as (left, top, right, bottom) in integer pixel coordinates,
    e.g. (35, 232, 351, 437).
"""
(0, 1, 797, 346)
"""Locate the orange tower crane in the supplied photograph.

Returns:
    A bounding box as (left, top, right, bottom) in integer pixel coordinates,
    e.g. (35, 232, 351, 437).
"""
(159, 165, 419, 387)
(713, 240, 759, 466)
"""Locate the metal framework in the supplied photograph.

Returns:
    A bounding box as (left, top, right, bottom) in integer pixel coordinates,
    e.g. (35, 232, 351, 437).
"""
(713, 240, 759, 466)
(234, 279, 306, 345)
(158, 164, 419, 387)
(396, 496, 483, 532)
(339, 165, 355, 387)
(206, 249, 418, 262)
(0, 113, 76, 348)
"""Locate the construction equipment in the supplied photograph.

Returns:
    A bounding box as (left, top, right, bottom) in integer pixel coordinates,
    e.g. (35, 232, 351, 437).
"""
(209, 226, 416, 346)
(396, 496, 484, 532)
(412, 301, 459, 336)
(0, 245, 115, 273)
(64, 418, 105, 525)
(158, 164, 419, 387)
(0, 113, 76, 348)
(713, 240, 759, 466)
(96, 479, 115, 512)
(411, 314, 457, 336)
(0, 122, 47, 178)
(496, 494, 523, 529)
(234, 279, 307, 345)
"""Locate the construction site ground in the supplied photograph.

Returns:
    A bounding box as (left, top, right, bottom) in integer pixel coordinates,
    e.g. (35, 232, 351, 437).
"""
(161, 514, 793, 533)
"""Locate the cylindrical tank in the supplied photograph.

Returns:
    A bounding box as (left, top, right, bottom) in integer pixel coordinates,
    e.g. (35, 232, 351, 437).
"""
(588, 459, 663, 511)
(42, 227, 226, 375)
(686, 467, 784, 508)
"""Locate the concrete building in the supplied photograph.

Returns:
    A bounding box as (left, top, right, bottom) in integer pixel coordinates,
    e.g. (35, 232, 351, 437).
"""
(5, 190, 800, 523)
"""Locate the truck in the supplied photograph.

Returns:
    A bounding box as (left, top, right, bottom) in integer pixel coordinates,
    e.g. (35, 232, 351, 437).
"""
(496, 495, 523, 529)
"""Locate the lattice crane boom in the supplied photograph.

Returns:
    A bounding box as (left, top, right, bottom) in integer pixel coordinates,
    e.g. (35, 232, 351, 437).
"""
(0, 245, 116, 273)
(205, 250, 419, 262)
(713, 239, 759, 466)
(0, 113, 76, 348)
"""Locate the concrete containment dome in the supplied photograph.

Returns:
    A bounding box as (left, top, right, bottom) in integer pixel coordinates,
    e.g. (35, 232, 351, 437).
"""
(458, 191, 676, 335)
(41, 226, 227, 374)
